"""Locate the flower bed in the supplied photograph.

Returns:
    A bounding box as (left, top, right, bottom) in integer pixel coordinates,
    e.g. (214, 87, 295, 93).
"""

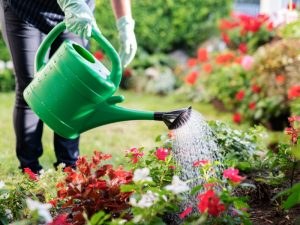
(177, 13, 300, 130)
(0, 120, 299, 225)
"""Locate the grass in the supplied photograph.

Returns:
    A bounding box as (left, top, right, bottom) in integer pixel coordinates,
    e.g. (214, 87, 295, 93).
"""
(0, 90, 287, 176)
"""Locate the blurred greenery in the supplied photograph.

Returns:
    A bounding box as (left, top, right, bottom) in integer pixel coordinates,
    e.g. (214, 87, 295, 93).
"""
(92, 0, 233, 53)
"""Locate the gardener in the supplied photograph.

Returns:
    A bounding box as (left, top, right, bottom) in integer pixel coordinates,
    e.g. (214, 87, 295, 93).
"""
(0, 0, 137, 173)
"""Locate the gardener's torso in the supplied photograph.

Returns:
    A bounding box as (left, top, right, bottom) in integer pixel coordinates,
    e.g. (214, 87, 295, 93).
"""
(5, 0, 94, 33)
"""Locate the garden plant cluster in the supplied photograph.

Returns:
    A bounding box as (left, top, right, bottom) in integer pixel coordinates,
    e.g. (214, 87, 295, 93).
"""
(0, 2, 300, 225)
(0, 119, 299, 224)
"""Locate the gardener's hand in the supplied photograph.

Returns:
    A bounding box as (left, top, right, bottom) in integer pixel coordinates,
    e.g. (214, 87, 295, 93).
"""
(57, 0, 100, 38)
(117, 16, 137, 68)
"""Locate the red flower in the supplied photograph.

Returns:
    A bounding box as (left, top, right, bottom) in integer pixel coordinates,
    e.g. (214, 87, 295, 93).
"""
(169, 165, 176, 169)
(267, 22, 273, 31)
(233, 113, 242, 124)
(285, 127, 298, 145)
(221, 32, 230, 45)
(235, 90, 245, 101)
(276, 75, 285, 84)
(24, 168, 38, 181)
(203, 63, 212, 74)
(185, 71, 199, 85)
(197, 190, 226, 217)
(252, 85, 261, 93)
(123, 69, 132, 78)
(187, 58, 198, 67)
(126, 147, 144, 164)
(215, 52, 235, 64)
(288, 86, 300, 100)
(249, 102, 256, 110)
(238, 43, 247, 54)
(223, 168, 245, 183)
(48, 199, 57, 207)
(179, 207, 193, 219)
(287, 2, 297, 10)
(193, 160, 209, 167)
(94, 50, 104, 61)
(219, 19, 239, 30)
(47, 214, 72, 225)
(197, 48, 208, 62)
(155, 148, 169, 161)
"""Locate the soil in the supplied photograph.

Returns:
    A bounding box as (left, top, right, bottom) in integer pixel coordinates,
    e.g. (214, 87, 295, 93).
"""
(246, 168, 300, 225)
(250, 203, 300, 225)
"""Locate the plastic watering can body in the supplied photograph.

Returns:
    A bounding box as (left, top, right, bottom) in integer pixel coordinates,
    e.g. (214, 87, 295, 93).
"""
(24, 22, 154, 139)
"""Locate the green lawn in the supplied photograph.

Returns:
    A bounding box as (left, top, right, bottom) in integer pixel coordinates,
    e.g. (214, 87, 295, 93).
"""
(0, 90, 286, 176)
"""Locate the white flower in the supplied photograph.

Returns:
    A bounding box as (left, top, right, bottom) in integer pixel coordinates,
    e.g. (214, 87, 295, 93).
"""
(164, 176, 189, 194)
(132, 214, 143, 223)
(0, 181, 5, 189)
(129, 190, 159, 208)
(118, 219, 127, 224)
(133, 168, 153, 183)
(26, 198, 52, 223)
(5, 209, 13, 220)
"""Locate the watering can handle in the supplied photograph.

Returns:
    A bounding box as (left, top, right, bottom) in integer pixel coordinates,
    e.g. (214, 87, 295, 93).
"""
(35, 22, 122, 88)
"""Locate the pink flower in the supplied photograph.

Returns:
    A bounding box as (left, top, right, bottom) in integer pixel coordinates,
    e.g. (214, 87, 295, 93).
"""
(193, 160, 209, 167)
(241, 55, 254, 70)
(179, 207, 193, 219)
(223, 168, 245, 183)
(155, 148, 169, 161)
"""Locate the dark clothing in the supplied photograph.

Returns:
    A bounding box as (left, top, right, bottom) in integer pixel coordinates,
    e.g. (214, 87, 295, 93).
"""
(0, 0, 94, 173)
(6, 0, 94, 34)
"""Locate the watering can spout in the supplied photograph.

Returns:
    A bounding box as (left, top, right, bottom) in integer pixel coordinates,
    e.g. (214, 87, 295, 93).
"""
(82, 98, 192, 133)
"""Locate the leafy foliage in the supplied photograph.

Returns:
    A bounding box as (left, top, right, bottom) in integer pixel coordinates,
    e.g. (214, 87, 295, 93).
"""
(93, 0, 233, 53)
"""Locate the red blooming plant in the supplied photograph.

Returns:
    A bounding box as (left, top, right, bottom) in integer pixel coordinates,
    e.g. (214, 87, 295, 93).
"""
(180, 161, 250, 224)
(219, 13, 275, 53)
(285, 116, 300, 145)
(55, 151, 133, 225)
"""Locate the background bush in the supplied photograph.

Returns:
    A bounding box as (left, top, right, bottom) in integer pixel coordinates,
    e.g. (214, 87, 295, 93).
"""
(0, 69, 14, 92)
(93, 0, 233, 53)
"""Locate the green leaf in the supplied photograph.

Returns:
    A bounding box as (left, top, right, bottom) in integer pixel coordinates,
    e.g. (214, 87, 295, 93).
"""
(120, 184, 135, 192)
(89, 211, 110, 225)
(190, 185, 203, 195)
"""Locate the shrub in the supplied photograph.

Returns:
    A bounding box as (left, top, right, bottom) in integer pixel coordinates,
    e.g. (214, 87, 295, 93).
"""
(0, 69, 14, 92)
(0, 33, 10, 61)
(93, 0, 233, 53)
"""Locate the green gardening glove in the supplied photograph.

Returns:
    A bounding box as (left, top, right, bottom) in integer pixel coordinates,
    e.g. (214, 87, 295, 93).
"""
(57, 0, 100, 38)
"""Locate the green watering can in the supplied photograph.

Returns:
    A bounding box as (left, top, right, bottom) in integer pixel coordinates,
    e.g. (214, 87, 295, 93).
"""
(23, 22, 191, 139)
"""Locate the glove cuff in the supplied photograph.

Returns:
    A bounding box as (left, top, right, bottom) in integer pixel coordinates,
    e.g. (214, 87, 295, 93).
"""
(116, 16, 135, 31)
